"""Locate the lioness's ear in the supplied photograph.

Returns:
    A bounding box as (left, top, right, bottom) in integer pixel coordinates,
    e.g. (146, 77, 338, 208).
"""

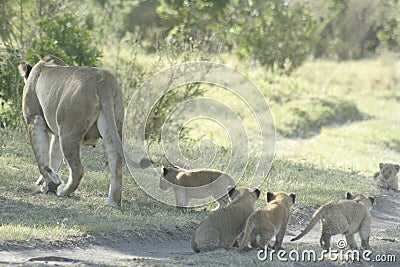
(368, 197, 375, 205)
(395, 165, 400, 172)
(346, 192, 354, 200)
(266, 192, 274, 202)
(18, 62, 32, 79)
(290, 193, 296, 204)
(379, 163, 384, 170)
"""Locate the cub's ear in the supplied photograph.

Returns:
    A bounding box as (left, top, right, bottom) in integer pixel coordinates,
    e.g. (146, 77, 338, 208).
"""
(266, 192, 275, 203)
(254, 188, 261, 199)
(228, 186, 236, 198)
(395, 165, 400, 172)
(346, 192, 354, 200)
(368, 197, 375, 205)
(290, 193, 296, 204)
(18, 62, 32, 79)
(379, 163, 384, 170)
(162, 167, 168, 176)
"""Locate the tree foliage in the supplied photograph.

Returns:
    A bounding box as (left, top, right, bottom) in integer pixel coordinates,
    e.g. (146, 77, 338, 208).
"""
(227, 0, 317, 73)
(26, 13, 101, 66)
(0, 47, 24, 128)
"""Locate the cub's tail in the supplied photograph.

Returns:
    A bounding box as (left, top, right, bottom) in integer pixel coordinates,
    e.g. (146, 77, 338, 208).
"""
(191, 234, 200, 253)
(291, 204, 328, 242)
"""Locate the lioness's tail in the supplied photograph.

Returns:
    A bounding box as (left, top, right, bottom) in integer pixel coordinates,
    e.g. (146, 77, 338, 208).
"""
(97, 76, 150, 169)
(291, 205, 328, 242)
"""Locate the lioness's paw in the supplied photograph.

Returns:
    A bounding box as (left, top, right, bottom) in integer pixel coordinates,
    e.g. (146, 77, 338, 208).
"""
(56, 183, 68, 196)
(47, 171, 61, 185)
(40, 183, 49, 194)
(104, 198, 121, 208)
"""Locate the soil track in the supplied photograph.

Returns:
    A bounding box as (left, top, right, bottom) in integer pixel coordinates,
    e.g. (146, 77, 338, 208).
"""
(1, 190, 399, 266)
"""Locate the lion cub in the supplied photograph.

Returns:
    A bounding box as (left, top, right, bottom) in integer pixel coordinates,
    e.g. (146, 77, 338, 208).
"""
(373, 163, 399, 190)
(160, 166, 235, 210)
(237, 191, 296, 251)
(191, 187, 260, 252)
(291, 193, 374, 250)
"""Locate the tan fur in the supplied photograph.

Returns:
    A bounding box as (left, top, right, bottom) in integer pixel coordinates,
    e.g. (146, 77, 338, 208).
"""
(19, 55, 150, 206)
(291, 193, 374, 250)
(191, 187, 260, 252)
(373, 163, 399, 190)
(238, 191, 296, 251)
(160, 166, 235, 209)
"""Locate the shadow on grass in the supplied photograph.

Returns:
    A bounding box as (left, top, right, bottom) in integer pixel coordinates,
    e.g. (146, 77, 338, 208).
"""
(275, 96, 369, 139)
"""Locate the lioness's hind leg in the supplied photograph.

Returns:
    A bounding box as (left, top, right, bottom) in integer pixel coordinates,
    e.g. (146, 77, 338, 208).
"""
(37, 135, 65, 193)
(57, 137, 84, 197)
(98, 114, 122, 206)
(28, 116, 61, 192)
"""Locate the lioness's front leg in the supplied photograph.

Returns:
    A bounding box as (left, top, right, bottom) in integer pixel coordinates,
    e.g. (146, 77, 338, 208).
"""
(28, 116, 62, 191)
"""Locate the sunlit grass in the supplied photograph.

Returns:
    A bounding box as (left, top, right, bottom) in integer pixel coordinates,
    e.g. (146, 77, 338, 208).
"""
(0, 225, 82, 242)
(1, 57, 398, 256)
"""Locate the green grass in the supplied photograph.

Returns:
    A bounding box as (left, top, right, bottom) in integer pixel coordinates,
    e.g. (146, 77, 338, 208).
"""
(1, 57, 399, 265)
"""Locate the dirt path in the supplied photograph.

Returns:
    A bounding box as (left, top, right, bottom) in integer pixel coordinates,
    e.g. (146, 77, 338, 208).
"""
(1, 191, 398, 266)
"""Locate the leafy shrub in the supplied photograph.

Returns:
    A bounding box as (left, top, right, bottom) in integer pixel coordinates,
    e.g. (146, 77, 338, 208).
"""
(0, 46, 24, 128)
(26, 13, 101, 66)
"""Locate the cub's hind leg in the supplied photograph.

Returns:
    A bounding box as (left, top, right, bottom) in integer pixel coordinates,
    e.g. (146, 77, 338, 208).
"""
(273, 226, 286, 250)
(174, 189, 190, 212)
(192, 228, 220, 252)
(345, 234, 358, 249)
(320, 232, 332, 250)
(359, 220, 372, 250)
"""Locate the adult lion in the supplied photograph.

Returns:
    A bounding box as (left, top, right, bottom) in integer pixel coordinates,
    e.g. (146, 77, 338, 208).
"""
(19, 55, 151, 206)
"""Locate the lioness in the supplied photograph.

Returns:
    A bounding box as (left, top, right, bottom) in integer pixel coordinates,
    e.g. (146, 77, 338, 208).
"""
(191, 186, 260, 252)
(238, 191, 296, 251)
(373, 163, 399, 190)
(160, 166, 235, 210)
(291, 193, 374, 250)
(19, 55, 151, 206)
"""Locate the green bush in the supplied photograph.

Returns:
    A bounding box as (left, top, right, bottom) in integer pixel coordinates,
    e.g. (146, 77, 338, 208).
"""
(26, 13, 101, 66)
(0, 47, 24, 129)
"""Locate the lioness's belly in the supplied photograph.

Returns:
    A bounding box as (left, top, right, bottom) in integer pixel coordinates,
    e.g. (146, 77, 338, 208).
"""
(83, 123, 101, 146)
